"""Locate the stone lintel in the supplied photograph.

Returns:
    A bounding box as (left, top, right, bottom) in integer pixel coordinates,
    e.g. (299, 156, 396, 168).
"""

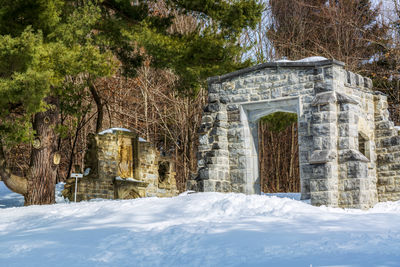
(309, 150, 336, 164)
(339, 149, 369, 163)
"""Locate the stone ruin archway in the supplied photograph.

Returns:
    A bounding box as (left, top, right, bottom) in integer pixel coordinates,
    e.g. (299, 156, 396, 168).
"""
(188, 58, 400, 209)
(239, 97, 300, 195)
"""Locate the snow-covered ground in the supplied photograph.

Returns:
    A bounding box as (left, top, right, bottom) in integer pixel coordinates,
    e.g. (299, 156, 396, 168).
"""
(0, 181, 24, 208)
(0, 182, 66, 208)
(1, 182, 400, 267)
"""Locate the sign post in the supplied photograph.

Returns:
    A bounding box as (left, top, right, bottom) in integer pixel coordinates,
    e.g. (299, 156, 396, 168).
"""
(71, 173, 83, 202)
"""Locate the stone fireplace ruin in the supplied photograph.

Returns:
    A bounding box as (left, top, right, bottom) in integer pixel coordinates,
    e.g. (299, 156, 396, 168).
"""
(62, 129, 178, 201)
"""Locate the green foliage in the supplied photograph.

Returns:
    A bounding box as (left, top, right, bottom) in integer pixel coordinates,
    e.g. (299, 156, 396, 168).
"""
(94, 0, 263, 92)
(136, 24, 251, 94)
(54, 124, 70, 139)
(0, 0, 64, 37)
(94, 0, 155, 77)
(260, 112, 297, 133)
(167, 0, 262, 36)
(138, 0, 263, 94)
(0, 29, 54, 143)
(0, 0, 116, 145)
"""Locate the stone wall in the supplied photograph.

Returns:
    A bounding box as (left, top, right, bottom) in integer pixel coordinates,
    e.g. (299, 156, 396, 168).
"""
(374, 94, 400, 202)
(62, 129, 178, 201)
(188, 58, 400, 209)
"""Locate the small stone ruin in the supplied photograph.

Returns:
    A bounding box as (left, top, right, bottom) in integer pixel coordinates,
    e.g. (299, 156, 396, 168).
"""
(188, 57, 400, 209)
(62, 128, 178, 201)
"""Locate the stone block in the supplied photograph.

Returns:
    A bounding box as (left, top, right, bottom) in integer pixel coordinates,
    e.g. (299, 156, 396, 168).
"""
(319, 103, 336, 112)
(376, 121, 393, 130)
(311, 191, 337, 206)
(339, 149, 369, 163)
(203, 180, 217, 191)
(347, 161, 368, 178)
(309, 150, 336, 164)
(311, 92, 336, 106)
(314, 81, 333, 93)
(210, 127, 228, 136)
(300, 151, 309, 162)
(209, 83, 221, 93)
(271, 88, 281, 98)
(300, 164, 313, 176)
(312, 123, 332, 136)
(208, 94, 219, 103)
(298, 122, 310, 135)
(323, 67, 333, 79)
(230, 170, 246, 184)
(216, 112, 228, 121)
(336, 92, 358, 105)
(311, 163, 330, 179)
(310, 179, 335, 191)
(232, 95, 249, 102)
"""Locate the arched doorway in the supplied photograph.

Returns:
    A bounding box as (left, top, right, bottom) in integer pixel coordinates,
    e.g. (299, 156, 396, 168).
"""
(240, 97, 301, 195)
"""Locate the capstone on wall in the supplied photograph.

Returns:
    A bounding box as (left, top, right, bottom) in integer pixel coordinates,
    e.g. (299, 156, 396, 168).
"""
(187, 58, 400, 209)
(62, 129, 178, 201)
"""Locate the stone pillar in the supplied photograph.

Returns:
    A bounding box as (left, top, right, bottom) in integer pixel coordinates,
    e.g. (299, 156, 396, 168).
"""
(298, 96, 314, 200)
(337, 101, 372, 209)
(96, 133, 119, 181)
(309, 92, 339, 206)
(189, 83, 231, 192)
(239, 108, 260, 194)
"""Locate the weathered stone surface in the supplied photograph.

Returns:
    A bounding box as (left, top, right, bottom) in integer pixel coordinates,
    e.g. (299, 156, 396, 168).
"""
(336, 92, 358, 105)
(189, 57, 400, 209)
(311, 92, 336, 106)
(309, 150, 336, 164)
(63, 130, 178, 201)
(339, 149, 369, 163)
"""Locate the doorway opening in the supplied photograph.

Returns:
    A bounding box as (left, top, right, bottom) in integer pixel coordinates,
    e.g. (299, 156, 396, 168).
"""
(258, 112, 300, 193)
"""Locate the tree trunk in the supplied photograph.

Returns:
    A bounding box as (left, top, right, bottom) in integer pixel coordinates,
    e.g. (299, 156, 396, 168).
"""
(89, 81, 103, 133)
(65, 121, 81, 181)
(25, 97, 59, 205)
(0, 143, 27, 195)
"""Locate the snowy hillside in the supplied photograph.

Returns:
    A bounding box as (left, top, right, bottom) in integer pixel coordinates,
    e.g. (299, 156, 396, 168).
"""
(1, 182, 400, 267)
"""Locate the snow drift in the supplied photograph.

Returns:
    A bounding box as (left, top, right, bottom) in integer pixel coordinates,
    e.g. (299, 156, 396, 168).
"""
(1, 182, 400, 266)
